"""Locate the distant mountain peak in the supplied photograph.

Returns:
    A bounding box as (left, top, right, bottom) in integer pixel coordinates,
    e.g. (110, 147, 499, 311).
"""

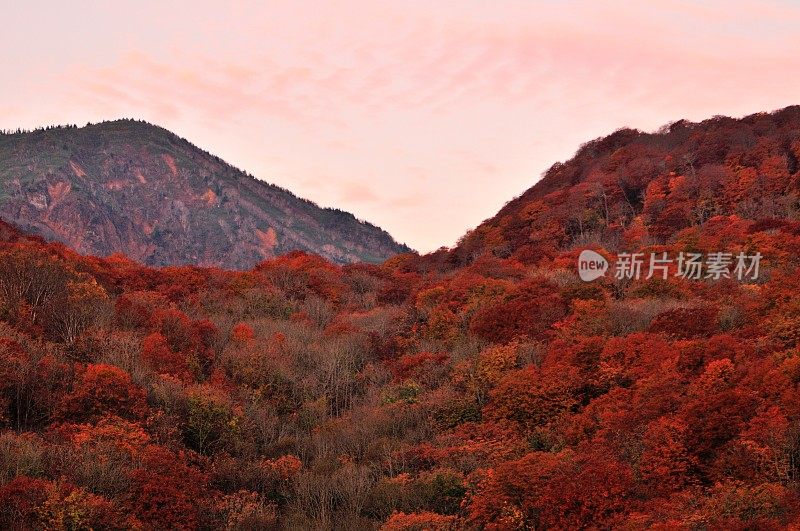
(0, 120, 411, 268)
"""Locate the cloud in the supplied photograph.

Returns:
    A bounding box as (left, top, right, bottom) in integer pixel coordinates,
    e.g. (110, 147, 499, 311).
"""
(338, 182, 381, 204)
(4, 0, 800, 251)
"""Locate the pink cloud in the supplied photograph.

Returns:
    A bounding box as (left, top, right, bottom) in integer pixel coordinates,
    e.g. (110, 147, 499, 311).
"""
(338, 182, 381, 204)
(2, 0, 800, 251)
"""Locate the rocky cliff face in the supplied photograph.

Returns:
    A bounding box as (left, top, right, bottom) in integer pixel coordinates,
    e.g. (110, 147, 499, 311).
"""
(0, 120, 410, 268)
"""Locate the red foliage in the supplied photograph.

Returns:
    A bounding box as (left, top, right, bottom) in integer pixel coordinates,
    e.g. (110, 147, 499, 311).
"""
(115, 290, 169, 329)
(391, 352, 448, 381)
(0, 338, 70, 429)
(469, 280, 567, 342)
(682, 386, 759, 478)
(382, 511, 458, 530)
(141, 332, 192, 382)
(231, 322, 255, 344)
(467, 449, 634, 529)
(650, 306, 719, 339)
(256, 251, 346, 301)
(58, 363, 148, 422)
(638, 417, 698, 495)
(124, 446, 210, 530)
(151, 308, 195, 353)
(485, 364, 578, 432)
(0, 476, 50, 529)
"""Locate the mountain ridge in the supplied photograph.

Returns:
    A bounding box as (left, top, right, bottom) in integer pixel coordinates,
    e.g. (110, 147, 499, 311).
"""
(446, 104, 800, 266)
(0, 119, 411, 268)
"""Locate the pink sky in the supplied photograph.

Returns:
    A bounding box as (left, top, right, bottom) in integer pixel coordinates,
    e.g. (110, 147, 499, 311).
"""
(3, 1, 800, 252)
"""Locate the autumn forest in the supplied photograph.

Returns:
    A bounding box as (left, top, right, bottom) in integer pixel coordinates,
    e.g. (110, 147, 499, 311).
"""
(4, 107, 800, 530)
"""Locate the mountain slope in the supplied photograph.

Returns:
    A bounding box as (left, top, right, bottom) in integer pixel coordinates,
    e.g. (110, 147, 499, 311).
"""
(5, 107, 800, 529)
(0, 120, 410, 268)
(451, 105, 800, 266)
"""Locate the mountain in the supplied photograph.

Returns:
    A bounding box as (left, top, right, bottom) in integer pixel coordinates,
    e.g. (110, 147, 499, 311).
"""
(4, 107, 800, 529)
(0, 120, 410, 268)
(449, 105, 800, 266)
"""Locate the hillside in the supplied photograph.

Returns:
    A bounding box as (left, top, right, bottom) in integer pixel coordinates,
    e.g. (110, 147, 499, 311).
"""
(450, 105, 800, 266)
(0, 120, 410, 268)
(3, 108, 800, 529)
